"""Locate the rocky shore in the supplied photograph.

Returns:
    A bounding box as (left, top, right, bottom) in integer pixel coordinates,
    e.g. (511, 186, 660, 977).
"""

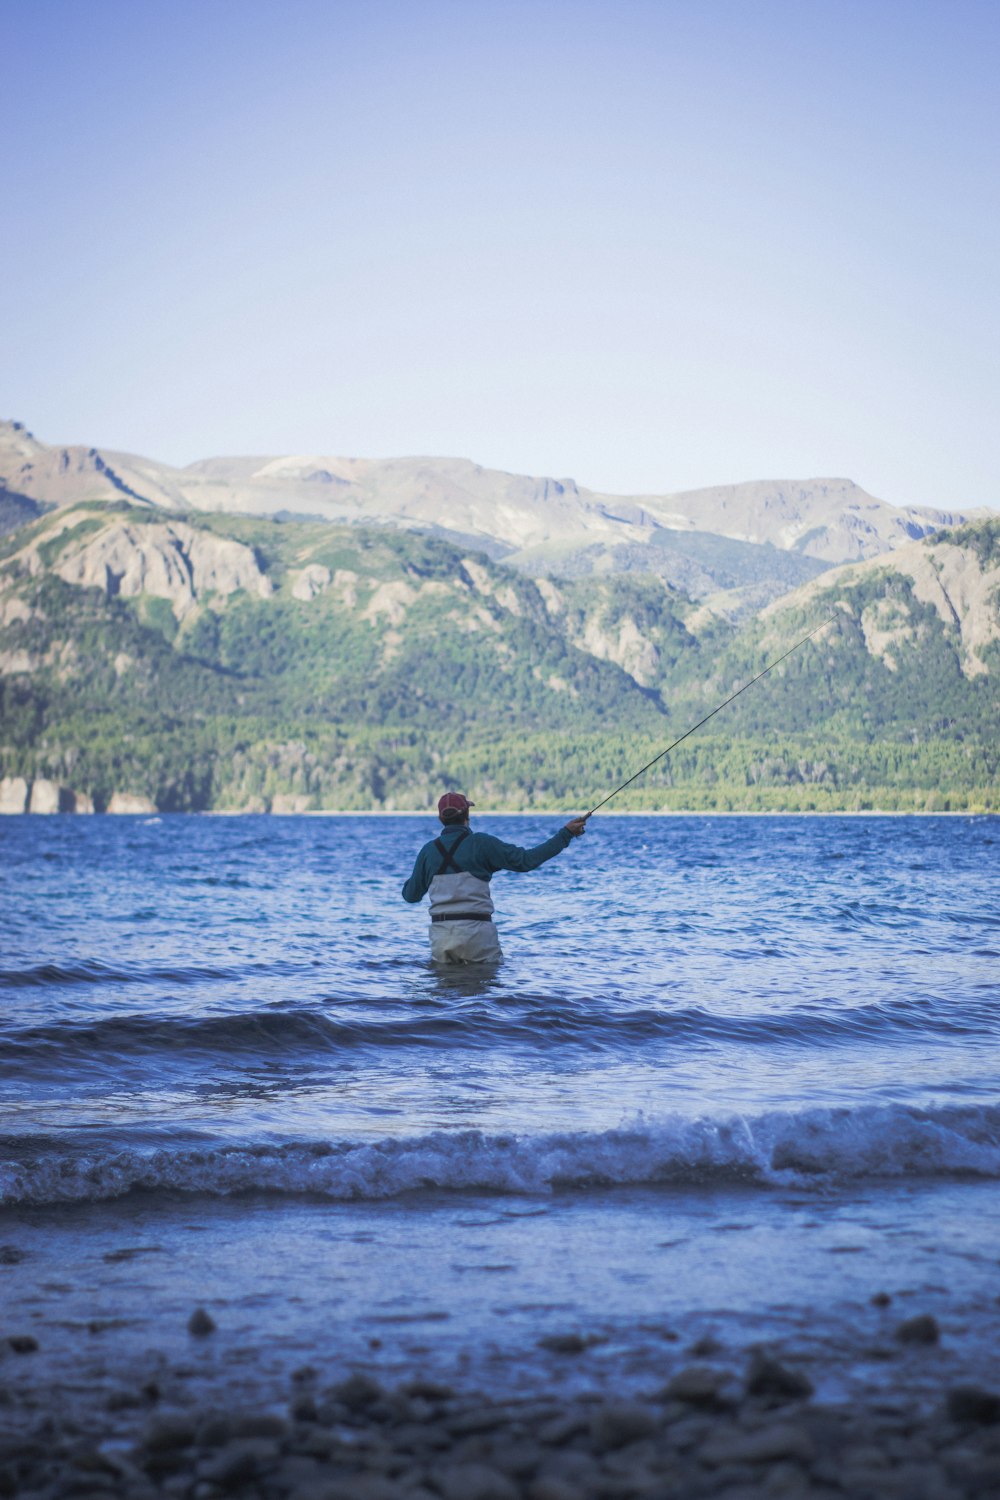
(4, 1340, 999, 1500)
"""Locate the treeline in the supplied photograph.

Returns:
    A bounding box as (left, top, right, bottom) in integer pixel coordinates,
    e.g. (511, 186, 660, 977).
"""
(5, 687, 996, 814)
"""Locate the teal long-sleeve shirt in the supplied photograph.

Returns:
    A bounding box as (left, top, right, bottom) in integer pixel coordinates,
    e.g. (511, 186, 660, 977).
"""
(402, 822, 573, 904)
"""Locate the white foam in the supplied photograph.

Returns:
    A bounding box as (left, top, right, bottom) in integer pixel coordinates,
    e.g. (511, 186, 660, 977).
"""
(2, 1101, 999, 1207)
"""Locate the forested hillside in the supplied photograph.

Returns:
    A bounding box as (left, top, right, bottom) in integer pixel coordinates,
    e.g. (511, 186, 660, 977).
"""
(1, 501, 997, 812)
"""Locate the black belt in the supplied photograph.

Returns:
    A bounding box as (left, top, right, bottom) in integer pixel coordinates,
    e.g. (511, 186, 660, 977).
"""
(431, 912, 494, 923)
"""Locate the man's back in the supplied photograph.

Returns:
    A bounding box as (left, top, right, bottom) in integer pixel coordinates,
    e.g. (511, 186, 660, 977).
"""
(403, 798, 587, 964)
(402, 822, 574, 907)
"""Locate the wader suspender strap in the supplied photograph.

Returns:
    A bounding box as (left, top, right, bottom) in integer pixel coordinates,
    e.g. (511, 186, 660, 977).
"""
(434, 826, 471, 875)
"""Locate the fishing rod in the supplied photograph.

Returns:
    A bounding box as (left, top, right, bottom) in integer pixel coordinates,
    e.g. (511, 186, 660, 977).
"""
(586, 616, 838, 817)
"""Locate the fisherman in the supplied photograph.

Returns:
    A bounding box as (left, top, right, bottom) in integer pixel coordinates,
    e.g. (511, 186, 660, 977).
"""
(402, 792, 588, 963)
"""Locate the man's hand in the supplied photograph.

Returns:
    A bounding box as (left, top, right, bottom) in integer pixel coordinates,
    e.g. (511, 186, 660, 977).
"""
(564, 815, 589, 838)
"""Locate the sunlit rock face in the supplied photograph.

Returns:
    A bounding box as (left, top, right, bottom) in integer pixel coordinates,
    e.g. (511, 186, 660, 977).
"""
(291, 564, 332, 601)
(0, 776, 29, 813)
(106, 792, 158, 814)
(0, 778, 94, 814)
(900, 538, 1000, 675)
(27, 779, 61, 814)
(766, 530, 1000, 678)
(47, 520, 273, 619)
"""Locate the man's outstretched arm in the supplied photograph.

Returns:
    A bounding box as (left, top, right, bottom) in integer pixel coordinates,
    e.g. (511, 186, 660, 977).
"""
(480, 816, 587, 874)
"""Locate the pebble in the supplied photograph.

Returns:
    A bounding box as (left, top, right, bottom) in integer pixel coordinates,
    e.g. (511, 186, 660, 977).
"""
(447, 1404, 518, 1436)
(273, 1454, 322, 1488)
(401, 1378, 454, 1401)
(590, 1401, 658, 1450)
(535, 1448, 602, 1487)
(390, 1420, 451, 1453)
(233, 1412, 286, 1441)
(490, 1439, 544, 1478)
(744, 1351, 814, 1400)
(330, 1372, 384, 1410)
(669, 1413, 717, 1451)
(527, 1478, 579, 1500)
(290, 1392, 319, 1423)
(946, 1386, 1000, 1425)
(599, 1474, 662, 1498)
(536, 1411, 589, 1446)
(197, 1428, 281, 1488)
(141, 1417, 198, 1453)
(316, 1476, 405, 1500)
(663, 1364, 731, 1406)
(292, 1428, 338, 1460)
(434, 1460, 520, 1500)
(195, 1414, 232, 1448)
(7, 1335, 39, 1354)
(538, 1333, 591, 1354)
(105, 1389, 146, 1414)
(896, 1314, 940, 1345)
(702, 1421, 816, 1467)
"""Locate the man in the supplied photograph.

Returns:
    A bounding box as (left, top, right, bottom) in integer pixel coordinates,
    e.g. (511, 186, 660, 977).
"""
(402, 792, 588, 963)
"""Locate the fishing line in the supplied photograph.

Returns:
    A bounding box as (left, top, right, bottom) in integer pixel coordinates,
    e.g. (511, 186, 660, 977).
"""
(586, 616, 838, 816)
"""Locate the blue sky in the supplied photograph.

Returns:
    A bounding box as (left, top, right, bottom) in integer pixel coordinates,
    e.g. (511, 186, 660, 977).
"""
(3, 0, 997, 509)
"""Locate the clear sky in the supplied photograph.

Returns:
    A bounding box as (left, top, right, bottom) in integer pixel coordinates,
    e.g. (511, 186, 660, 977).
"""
(3, 0, 997, 510)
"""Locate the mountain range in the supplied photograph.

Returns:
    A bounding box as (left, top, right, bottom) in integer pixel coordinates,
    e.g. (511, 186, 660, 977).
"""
(0, 420, 981, 608)
(0, 419, 997, 813)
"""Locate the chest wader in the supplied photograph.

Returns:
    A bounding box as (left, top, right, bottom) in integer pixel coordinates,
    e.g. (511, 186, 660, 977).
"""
(427, 828, 502, 963)
(430, 828, 493, 923)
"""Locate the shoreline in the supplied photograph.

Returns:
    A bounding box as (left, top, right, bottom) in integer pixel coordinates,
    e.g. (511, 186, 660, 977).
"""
(1, 807, 995, 818)
(300, 807, 995, 818)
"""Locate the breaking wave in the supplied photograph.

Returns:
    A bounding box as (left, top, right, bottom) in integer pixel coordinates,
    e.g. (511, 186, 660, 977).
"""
(3, 1102, 999, 1207)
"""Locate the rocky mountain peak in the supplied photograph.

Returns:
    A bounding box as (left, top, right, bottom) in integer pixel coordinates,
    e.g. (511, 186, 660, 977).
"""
(1, 421, 986, 582)
(13, 512, 273, 619)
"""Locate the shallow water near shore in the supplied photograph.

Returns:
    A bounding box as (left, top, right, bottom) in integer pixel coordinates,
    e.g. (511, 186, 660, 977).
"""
(2, 812, 999, 1424)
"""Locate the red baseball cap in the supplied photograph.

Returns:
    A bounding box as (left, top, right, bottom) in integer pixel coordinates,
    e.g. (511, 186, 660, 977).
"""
(437, 791, 474, 816)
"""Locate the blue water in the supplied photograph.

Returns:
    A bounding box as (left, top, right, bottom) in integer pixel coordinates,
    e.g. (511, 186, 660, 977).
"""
(2, 814, 999, 1405)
